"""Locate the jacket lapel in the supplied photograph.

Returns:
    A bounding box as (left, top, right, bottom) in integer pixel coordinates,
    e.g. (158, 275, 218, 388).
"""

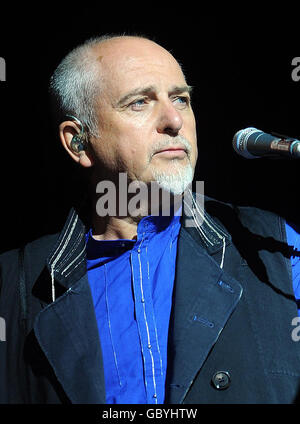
(165, 227, 243, 404)
(33, 273, 106, 404)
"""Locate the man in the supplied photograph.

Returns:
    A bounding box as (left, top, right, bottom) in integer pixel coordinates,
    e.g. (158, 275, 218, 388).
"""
(0, 34, 300, 404)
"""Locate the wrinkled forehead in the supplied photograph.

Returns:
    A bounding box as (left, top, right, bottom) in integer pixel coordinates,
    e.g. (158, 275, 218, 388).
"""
(91, 38, 186, 96)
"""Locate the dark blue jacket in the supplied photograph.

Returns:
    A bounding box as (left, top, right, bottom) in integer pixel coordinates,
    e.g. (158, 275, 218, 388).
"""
(0, 197, 299, 403)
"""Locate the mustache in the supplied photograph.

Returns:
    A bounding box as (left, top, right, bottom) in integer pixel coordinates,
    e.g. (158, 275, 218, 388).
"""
(149, 135, 192, 159)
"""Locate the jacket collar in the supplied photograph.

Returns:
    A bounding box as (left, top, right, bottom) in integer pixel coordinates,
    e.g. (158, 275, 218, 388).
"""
(45, 193, 232, 298)
(46, 207, 87, 293)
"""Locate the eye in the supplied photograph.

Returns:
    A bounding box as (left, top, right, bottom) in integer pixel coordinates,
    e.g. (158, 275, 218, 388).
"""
(129, 98, 147, 110)
(173, 96, 190, 107)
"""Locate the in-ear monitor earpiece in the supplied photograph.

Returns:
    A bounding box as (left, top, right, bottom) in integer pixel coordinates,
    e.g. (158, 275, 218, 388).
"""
(65, 115, 88, 153)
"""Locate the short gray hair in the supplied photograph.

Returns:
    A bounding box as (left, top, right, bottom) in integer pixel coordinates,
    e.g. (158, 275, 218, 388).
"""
(49, 33, 152, 137)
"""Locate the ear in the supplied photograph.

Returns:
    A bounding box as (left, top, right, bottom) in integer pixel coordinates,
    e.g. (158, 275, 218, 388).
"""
(59, 120, 94, 168)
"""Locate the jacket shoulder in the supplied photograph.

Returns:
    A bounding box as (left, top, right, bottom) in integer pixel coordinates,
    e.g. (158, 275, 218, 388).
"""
(0, 233, 59, 263)
(0, 233, 59, 293)
(204, 197, 284, 241)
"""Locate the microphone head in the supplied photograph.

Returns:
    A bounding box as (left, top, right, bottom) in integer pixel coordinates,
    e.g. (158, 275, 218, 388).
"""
(232, 127, 261, 159)
(233, 127, 300, 159)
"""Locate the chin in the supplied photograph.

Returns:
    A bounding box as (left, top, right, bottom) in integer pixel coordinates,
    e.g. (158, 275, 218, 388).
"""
(150, 163, 194, 195)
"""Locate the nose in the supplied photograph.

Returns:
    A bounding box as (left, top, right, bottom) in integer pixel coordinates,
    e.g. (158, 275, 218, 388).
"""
(156, 100, 183, 136)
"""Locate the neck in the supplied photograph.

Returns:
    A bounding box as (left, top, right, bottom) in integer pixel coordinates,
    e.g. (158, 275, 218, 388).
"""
(91, 188, 183, 241)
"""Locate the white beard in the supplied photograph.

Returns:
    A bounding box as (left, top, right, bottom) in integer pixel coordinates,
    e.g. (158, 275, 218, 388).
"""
(151, 160, 194, 195)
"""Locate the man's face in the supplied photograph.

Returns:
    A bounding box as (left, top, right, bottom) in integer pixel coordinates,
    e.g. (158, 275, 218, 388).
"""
(89, 37, 198, 194)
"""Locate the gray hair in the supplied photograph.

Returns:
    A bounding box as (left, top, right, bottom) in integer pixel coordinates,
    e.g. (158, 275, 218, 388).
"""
(49, 33, 152, 137)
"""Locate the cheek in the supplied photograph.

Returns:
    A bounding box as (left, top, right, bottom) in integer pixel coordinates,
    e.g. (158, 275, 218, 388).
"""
(185, 116, 198, 153)
(117, 138, 147, 170)
(186, 116, 197, 140)
(116, 123, 149, 157)
(92, 140, 115, 165)
(95, 112, 152, 172)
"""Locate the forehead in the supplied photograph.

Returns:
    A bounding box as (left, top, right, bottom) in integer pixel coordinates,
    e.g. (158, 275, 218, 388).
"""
(93, 38, 186, 96)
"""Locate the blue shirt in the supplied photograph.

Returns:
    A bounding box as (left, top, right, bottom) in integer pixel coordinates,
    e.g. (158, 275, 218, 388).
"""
(86, 211, 181, 404)
(286, 222, 300, 314)
(86, 216, 300, 404)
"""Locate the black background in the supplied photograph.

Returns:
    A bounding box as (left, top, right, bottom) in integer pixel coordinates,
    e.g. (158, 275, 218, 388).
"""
(0, 7, 299, 253)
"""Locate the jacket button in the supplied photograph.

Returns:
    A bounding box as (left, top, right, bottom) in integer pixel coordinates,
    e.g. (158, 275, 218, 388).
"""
(212, 371, 231, 390)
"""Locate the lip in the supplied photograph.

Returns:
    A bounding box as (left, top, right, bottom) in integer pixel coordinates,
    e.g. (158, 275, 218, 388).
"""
(154, 145, 187, 155)
(154, 149, 187, 159)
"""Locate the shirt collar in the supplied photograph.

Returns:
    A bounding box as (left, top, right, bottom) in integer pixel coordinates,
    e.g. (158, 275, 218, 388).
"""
(86, 208, 182, 259)
(136, 206, 182, 236)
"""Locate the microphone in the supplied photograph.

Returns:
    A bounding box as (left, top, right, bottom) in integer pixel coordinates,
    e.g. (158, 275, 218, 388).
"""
(232, 127, 300, 159)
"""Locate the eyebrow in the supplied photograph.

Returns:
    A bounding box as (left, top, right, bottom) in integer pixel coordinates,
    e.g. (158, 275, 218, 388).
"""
(115, 84, 193, 107)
